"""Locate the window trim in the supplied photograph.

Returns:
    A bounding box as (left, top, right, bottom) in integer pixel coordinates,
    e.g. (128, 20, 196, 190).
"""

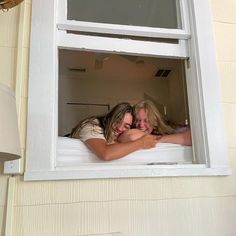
(23, 0, 230, 181)
(25, 164, 230, 181)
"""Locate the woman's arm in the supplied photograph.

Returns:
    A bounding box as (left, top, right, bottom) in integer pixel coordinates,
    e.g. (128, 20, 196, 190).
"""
(85, 134, 157, 161)
(118, 129, 146, 143)
(118, 128, 192, 146)
(158, 129, 192, 146)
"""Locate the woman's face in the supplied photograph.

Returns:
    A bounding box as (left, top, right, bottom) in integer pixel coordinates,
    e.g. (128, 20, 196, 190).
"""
(135, 108, 153, 134)
(113, 112, 133, 137)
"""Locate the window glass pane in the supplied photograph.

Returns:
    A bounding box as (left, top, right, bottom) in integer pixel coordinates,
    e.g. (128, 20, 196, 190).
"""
(67, 0, 182, 29)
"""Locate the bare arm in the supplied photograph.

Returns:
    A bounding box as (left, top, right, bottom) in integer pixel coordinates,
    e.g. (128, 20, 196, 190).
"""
(158, 129, 192, 146)
(85, 134, 157, 161)
(118, 129, 146, 143)
(118, 128, 192, 146)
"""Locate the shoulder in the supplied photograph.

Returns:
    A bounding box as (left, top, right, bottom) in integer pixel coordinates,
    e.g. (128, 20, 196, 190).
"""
(79, 119, 105, 142)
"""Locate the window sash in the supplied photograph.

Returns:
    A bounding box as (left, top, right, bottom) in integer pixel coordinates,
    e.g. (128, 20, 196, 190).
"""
(58, 31, 189, 59)
(57, 22, 190, 40)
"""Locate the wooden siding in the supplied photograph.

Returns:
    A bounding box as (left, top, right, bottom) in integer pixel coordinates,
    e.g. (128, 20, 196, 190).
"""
(1, 0, 236, 235)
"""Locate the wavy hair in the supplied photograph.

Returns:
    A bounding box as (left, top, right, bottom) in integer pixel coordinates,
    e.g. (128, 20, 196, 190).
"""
(134, 100, 174, 135)
(71, 102, 134, 143)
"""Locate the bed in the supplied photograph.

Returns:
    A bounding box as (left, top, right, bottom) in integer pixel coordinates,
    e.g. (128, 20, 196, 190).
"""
(56, 137, 193, 167)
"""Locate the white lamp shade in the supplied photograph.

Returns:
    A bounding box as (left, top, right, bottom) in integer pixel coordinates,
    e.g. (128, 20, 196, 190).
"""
(0, 84, 21, 161)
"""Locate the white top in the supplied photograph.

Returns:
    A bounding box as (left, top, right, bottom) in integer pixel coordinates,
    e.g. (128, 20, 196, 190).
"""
(77, 119, 106, 142)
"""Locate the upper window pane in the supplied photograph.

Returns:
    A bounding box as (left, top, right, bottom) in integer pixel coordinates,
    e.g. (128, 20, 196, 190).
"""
(67, 0, 181, 29)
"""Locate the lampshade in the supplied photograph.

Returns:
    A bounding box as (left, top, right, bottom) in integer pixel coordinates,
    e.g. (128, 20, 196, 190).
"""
(0, 84, 21, 161)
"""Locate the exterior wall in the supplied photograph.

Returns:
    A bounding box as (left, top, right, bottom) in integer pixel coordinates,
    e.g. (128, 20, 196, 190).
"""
(0, 4, 21, 236)
(0, 0, 236, 235)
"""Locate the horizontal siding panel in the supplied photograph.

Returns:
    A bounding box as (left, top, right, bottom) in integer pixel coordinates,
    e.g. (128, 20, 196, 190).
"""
(0, 206, 5, 235)
(12, 196, 236, 236)
(211, 0, 236, 23)
(110, 196, 236, 236)
(15, 148, 236, 205)
(219, 62, 236, 103)
(13, 202, 110, 236)
(0, 164, 9, 206)
(0, 206, 6, 230)
(214, 22, 236, 62)
(223, 104, 236, 148)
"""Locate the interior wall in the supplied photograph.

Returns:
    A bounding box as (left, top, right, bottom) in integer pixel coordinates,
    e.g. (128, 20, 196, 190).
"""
(58, 50, 189, 135)
(1, 0, 236, 235)
(58, 51, 179, 135)
(168, 61, 189, 125)
(59, 75, 169, 135)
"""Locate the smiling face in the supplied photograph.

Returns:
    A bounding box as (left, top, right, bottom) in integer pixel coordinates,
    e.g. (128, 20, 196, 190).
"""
(135, 108, 153, 134)
(113, 112, 133, 138)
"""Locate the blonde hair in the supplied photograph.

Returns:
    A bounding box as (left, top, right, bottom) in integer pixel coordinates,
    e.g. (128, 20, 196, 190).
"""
(134, 100, 174, 135)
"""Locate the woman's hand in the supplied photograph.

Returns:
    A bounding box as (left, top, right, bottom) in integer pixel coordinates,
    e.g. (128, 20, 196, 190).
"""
(140, 134, 158, 149)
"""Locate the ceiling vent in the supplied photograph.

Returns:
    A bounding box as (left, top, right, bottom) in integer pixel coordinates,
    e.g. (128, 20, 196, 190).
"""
(155, 69, 171, 78)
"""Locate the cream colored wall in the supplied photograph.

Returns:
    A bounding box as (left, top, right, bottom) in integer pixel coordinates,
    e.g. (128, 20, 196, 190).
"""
(59, 75, 169, 135)
(0, 4, 21, 236)
(0, 1, 31, 235)
(1, 0, 236, 235)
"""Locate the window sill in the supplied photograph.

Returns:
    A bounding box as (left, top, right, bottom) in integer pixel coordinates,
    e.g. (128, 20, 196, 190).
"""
(24, 164, 231, 181)
(23, 138, 231, 181)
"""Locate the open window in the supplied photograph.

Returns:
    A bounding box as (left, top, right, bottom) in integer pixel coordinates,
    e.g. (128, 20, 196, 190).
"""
(23, 0, 230, 180)
(57, 49, 193, 166)
(58, 50, 189, 137)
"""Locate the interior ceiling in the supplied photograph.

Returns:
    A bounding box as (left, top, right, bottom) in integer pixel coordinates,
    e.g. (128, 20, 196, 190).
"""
(59, 49, 180, 81)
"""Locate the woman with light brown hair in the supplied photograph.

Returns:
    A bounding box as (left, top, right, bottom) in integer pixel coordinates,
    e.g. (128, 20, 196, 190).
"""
(71, 102, 157, 161)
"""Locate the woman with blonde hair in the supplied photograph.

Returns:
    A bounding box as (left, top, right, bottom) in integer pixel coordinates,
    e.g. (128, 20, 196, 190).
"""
(71, 102, 157, 161)
(118, 100, 192, 146)
(134, 100, 174, 135)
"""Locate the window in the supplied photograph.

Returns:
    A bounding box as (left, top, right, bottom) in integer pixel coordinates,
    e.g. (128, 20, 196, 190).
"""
(58, 50, 189, 137)
(23, 0, 230, 180)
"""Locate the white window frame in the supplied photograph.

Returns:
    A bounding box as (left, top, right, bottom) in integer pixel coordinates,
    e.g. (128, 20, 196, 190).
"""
(22, 0, 230, 181)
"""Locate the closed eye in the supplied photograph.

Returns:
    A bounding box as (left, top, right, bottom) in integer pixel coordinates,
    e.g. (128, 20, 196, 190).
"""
(125, 124, 131, 129)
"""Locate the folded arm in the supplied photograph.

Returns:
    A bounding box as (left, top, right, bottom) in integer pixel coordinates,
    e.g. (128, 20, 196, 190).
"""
(118, 128, 192, 146)
(85, 134, 157, 161)
(158, 129, 192, 146)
